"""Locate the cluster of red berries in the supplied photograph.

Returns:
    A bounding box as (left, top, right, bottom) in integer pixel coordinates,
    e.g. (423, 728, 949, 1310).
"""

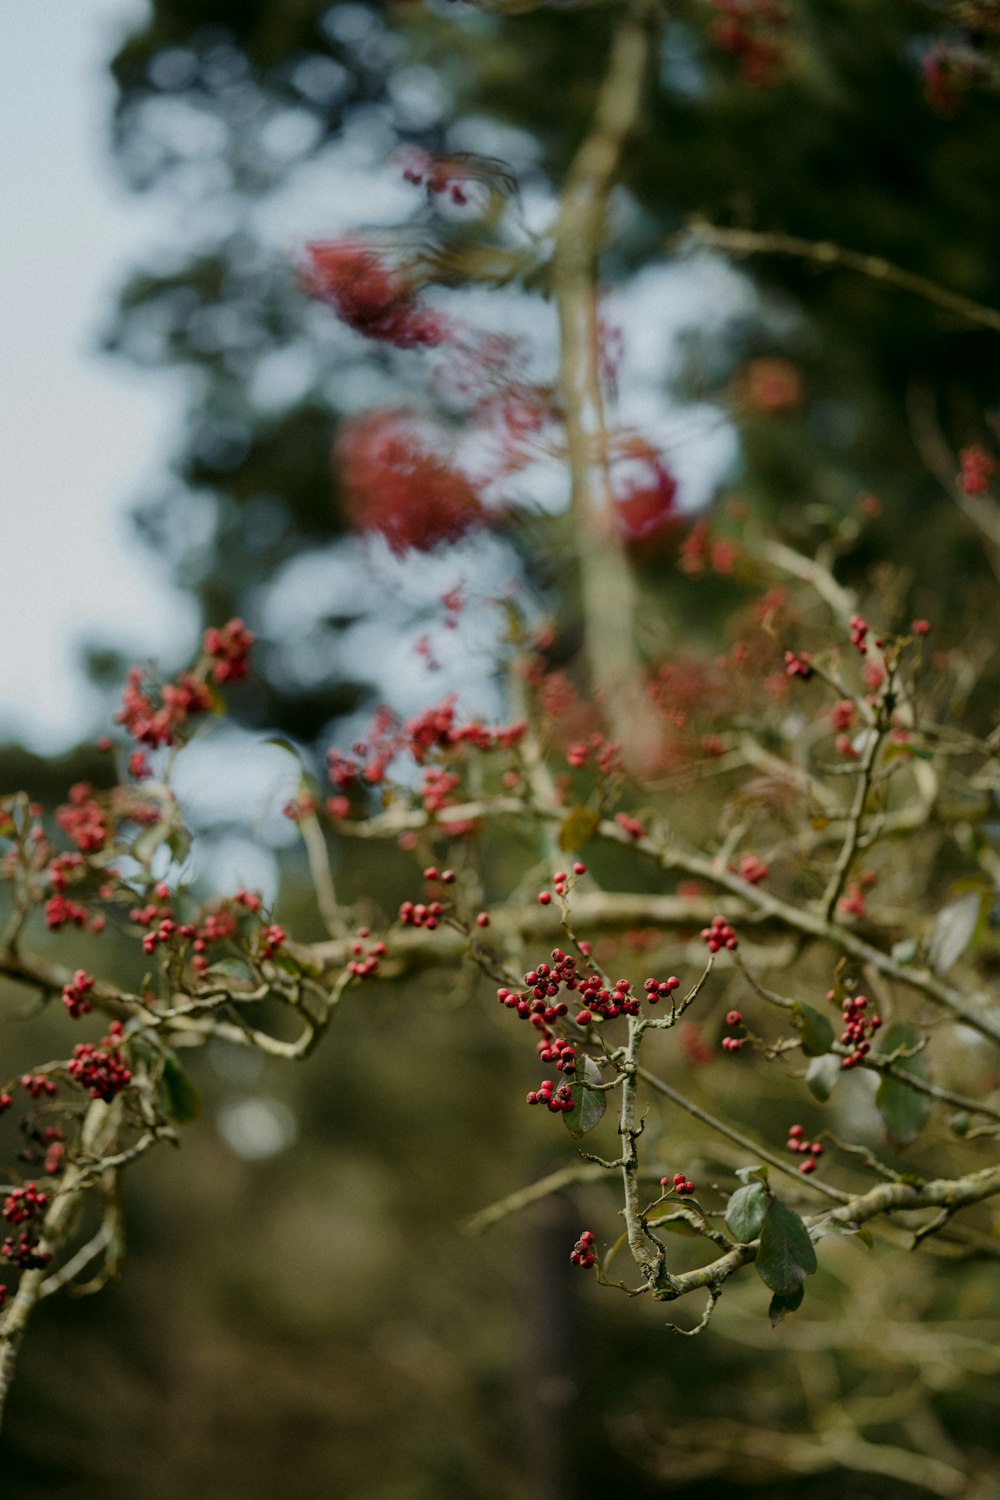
(849, 615, 869, 653)
(701, 915, 739, 953)
(202, 618, 255, 684)
(614, 811, 646, 841)
(68, 1024, 132, 1103)
(837, 992, 882, 1067)
(570, 1230, 597, 1269)
(642, 975, 682, 1005)
(526, 1079, 575, 1112)
(497, 956, 572, 1024)
(536, 863, 587, 906)
(958, 444, 996, 496)
(784, 650, 813, 681)
(1, 1233, 52, 1271)
(498, 951, 682, 1029)
(566, 735, 624, 775)
(661, 1173, 696, 1196)
(258, 924, 287, 960)
(347, 926, 387, 979)
(20, 1074, 58, 1100)
(709, 0, 787, 88)
(721, 1007, 745, 1054)
(2, 1183, 48, 1226)
(301, 237, 450, 350)
(735, 853, 769, 885)
(537, 1036, 576, 1074)
(399, 900, 446, 930)
(44, 894, 89, 932)
(62, 969, 95, 1019)
(55, 783, 109, 854)
(116, 667, 212, 750)
(786, 1123, 824, 1174)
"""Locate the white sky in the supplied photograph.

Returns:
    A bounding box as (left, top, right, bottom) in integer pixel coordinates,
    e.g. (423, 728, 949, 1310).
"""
(0, 0, 746, 760)
(0, 0, 197, 751)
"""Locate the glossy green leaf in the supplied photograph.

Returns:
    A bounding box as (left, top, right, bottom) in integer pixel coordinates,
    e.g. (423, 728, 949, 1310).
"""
(725, 1181, 768, 1243)
(768, 1286, 804, 1325)
(925, 893, 981, 976)
(875, 1022, 932, 1145)
(159, 1051, 203, 1125)
(792, 1000, 834, 1057)
(805, 1054, 840, 1102)
(755, 1195, 817, 1295)
(564, 1053, 606, 1139)
(735, 1164, 769, 1186)
(558, 806, 599, 853)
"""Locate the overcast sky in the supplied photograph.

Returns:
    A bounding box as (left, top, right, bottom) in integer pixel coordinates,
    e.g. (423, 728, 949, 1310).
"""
(0, 0, 197, 751)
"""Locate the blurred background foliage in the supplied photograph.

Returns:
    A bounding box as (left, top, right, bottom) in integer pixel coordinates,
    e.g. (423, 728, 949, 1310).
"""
(4, 0, 1000, 1495)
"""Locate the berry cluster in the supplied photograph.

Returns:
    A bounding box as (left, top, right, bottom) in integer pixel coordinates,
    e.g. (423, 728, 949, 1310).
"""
(116, 667, 212, 750)
(526, 1079, 575, 1112)
(399, 900, 445, 930)
(1, 1233, 52, 1272)
(68, 1024, 132, 1103)
(642, 975, 682, 1005)
(570, 1230, 597, 1269)
(566, 736, 624, 775)
(55, 784, 109, 854)
(498, 951, 683, 1029)
(537, 1036, 576, 1074)
(301, 237, 450, 350)
(62, 969, 95, 1019)
(20, 1074, 58, 1100)
(258, 924, 287, 960)
(701, 915, 739, 953)
(849, 615, 869, 653)
(347, 929, 387, 979)
(614, 811, 646, 841)
(784, 650, 813, 681)
(786, 1123, 825, 1174)
(2, 1183, 48, 1226)
(837, 992, 882, 1067)
(202, 618, 255, 684)
(735, 854, 769, 885)
(708, 0, 788, 88)
(958, 444, 996, 496)
(661, 1173, 696, 1197)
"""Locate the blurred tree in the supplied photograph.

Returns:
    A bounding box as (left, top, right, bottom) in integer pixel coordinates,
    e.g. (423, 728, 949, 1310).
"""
(103, 0, 1000, 741)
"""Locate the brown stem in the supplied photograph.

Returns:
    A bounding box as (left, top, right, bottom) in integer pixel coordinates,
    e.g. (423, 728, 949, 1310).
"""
(552, 0, 662, 771)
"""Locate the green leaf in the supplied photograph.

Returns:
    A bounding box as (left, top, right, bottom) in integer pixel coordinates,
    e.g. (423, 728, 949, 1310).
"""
(159, 1051, 202, 1125)
(805, 1054, 840, 1102)
(167, 825, 192, 865)
(891, 938, 918, 966)
(768, 1287, 804, 1326)
(792, 1001, 834, 1057)
(726, 1181, 768, 1243)
(563, 1054, 606, 1139)
(735, 1163, 769, 1186)
(875, 1023, 932, 1145)
(558, 806, 599, 853)
(755, 1195, 818, 1295)
(925, 893, 981, 976)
